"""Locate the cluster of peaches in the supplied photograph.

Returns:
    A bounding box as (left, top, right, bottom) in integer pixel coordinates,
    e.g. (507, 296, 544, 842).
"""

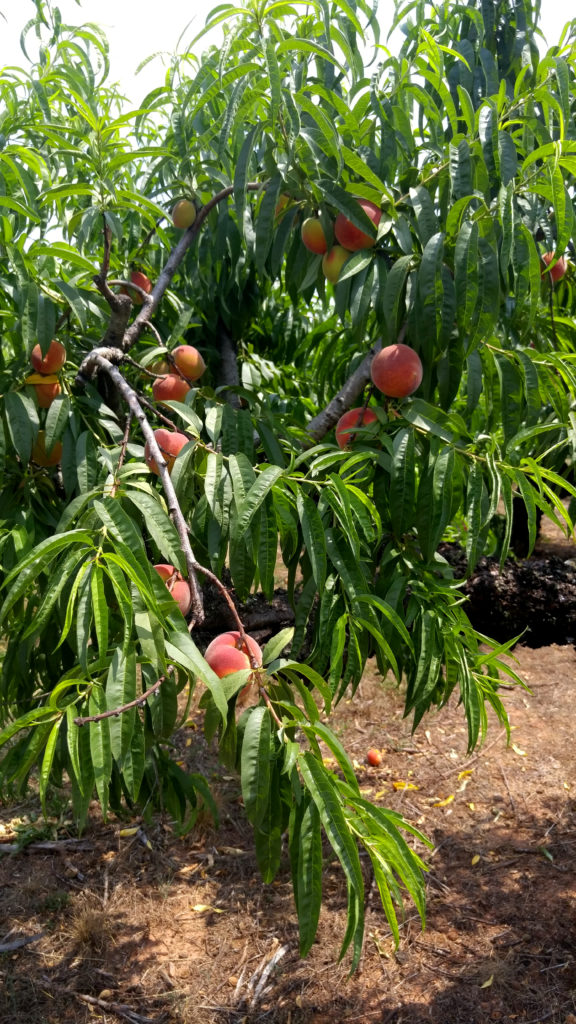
(334, 342, 423, 449)
(299, 198, 381, 283)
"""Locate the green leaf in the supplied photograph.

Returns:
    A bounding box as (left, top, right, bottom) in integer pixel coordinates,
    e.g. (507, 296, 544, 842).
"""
(290, 794, 323, 956)
(390, 428, 416, 537)
(4, 391, 37, 464)
(88, 686, 112, 818)
(296, 490, 327, 589)
(105, 646, 137, 765)
(165, 632, 228, 725)
(241, 706, 272, 827)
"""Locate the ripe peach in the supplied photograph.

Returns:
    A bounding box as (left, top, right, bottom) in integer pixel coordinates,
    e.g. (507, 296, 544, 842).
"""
(301, 217, 328, 255)
(322, 245, 350, 284)
(204, 630, 263, 678)
(172, 345, 206, 382)
(31, 340, 66, 374)
(152, 374, 191, 404)
(366, 748, 382, 767)
(335, 407, 378, 448)
(31, 430, 62, 467)
(154, 563, 176, 583)
(34, 381, 62, 408)
(371, 344, 423, 398)
(144, 428, 189, 475)
(541, 252, 566, 284)
(172, 199, 196, 229)
(153, 564, 191, 615)
(334, 199, 381, 251)
(123, 270, 152, 305)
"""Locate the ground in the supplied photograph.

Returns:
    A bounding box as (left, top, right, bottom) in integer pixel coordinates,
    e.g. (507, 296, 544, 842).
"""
(1, 518, 576, 1024)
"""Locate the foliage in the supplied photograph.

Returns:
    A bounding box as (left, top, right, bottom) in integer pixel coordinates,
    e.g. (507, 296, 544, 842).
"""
(1, 0, 576, 966)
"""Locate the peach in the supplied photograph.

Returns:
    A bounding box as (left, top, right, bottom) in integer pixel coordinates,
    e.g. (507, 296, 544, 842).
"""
(366, 748, 382, 767)
(371, 344, 423, 398)
(301, 217, 328, 255)
(144, 428, 189, 475)
(322, 245, 350, 284)
(334, 199, 381, 251)
(123, 270, 152, 305)
(153, 564, 192, 615)
(274, 194, 291, 220)
(152, 374, 191, 404)
(150, 359, 170, 376)
(31, 430, 62, 467)
(335, 407, 378, 449)
(31, 340, 66, 374)
(172, 345, 206, 382)
(204, 630, 263, 678)
(541, 252, 566, 284)
(172, 199, 196, 229)
(34, 381, 62, 408)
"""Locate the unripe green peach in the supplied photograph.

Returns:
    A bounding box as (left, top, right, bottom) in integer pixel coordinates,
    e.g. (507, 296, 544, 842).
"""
(172, 199, 196, 229)
(301, 217, 328, 255)
(322, 245, 350, 284)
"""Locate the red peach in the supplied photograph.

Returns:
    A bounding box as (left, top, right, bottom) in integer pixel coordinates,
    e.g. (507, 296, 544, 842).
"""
(335, 407, 378, 449)
(334, 199, 381, 252)
(172, 345, 206, 382)
(34, 381, 62, 408)
(154, 563, 176, 582)
(123, 270, 152, 305)
(301, 217, 328, 255)
(170, 580, 192, 616)
(152, 374, 191, 404)
(172, 199, 196, 229)
(322, 245, 351, 284)
(367, 748, 382, 767)
(31, 340, 66, 374)
(541, 252, 567, 284)
(371, 344, 423, 398)
(204, 630, 263, 678)
(31, 431, 62, 466)
(144, 428, 189, 475)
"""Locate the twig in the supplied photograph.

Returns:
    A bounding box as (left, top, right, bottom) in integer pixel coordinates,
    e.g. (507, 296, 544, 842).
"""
(40, 978, 162, 1024)
(434, 728, 508, 779)
(260, 687, 284, 730)
(74, 675, 166, 726)
(499, 763, 517, 817)
(0, 840, 94, 854)
(0, 932, 44, 952)
(109, 412, 133, 497)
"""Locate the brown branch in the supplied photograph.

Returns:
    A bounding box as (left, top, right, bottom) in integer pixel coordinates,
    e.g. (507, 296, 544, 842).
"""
(192, 560, 260, 668)
(109, 413, 133, 498)
(81, 352, 205, 623)
(74, 675, 167, 726)
(305, 339, 382, 443)
(122, 182, 266, 352)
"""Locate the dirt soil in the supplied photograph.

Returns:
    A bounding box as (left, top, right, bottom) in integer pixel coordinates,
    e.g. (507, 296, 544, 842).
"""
(2, 519, 576, 1024)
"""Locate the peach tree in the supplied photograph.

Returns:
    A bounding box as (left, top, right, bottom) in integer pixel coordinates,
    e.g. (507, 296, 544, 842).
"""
(1, 0, 576, 966)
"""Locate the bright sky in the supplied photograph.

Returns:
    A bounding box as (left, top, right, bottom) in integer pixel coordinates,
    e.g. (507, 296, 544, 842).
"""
(0, 0, 571, 103)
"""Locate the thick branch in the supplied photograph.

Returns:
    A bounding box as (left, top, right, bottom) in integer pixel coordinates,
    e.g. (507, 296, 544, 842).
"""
(305, 339, 382, 442)
(86, 353, 205, 624)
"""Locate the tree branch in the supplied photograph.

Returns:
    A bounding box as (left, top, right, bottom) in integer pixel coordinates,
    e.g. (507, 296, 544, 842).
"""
(74, 674, 168, 726)
(79, 350, 205, 624)
(304, 339, 382, 442)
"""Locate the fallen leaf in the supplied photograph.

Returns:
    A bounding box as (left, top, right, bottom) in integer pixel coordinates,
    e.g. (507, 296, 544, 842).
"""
(433, 794, 454, 808)
(191, 904, 225, 914)
(471, 854, 480, 866)
(393, 781, 419, 791)
(118, 827, 140, 837)
(511, 744, 526, 756)
(480, 975, 494, 988)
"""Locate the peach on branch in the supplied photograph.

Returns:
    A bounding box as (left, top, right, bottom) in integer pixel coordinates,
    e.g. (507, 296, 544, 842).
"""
(153, 563, 192, 615)
(322, 245, 350, 284)
(204, 630, 263, 678)
(34, 381, 62, 408)
(31, 340, 66, 374)
(334, 199, 381, 252)
(144, 428, 189, 476)
(172, 199, 196, 229)
(31, 430, 63, 467)
(172, 345, 206, 382)
(123, 270, 152, 305)
(371, 344, 423, 398)
(541, 252, 567, 284)
(335, 407, 378, 449)
(152, 374, 191, 404)
(301, 217, 328, 255)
